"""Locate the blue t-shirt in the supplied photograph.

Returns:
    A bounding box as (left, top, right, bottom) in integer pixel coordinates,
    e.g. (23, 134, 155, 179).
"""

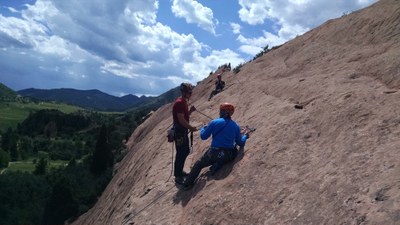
(200, 117, 247, 149)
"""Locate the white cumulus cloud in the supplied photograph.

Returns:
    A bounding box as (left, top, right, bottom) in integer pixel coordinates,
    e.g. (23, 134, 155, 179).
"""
(236, 0, 378, 56)
(171, 0, 216, 35)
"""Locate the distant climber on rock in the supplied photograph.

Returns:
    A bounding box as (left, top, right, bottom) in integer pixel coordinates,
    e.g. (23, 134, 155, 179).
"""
(172, 83, 197, 185)
(181, 103, 249, 191)
(208, 73, 225, 101)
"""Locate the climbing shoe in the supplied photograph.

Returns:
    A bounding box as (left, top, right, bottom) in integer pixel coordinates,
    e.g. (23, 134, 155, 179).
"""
(210, 162, 222, 175)
(182, 183, 193, 191)
(182, 171, 189, 177)
(175, 176, 185, 185)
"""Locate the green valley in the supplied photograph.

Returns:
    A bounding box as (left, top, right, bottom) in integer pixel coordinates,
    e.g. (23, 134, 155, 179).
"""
(0, 83, 154, 225)
(0, 100, 83, 131)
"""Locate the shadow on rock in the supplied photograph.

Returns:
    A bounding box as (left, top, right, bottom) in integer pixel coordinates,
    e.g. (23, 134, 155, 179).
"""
(173, 179, 206, 207)
(212, 150, 245, 181)
(173, 149, 245, 206)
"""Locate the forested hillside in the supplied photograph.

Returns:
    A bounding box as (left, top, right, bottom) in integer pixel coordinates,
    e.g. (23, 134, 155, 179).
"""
(18, 86, 181, 112)
(0, 99, 151, 224)
(0, 82, 17, 100)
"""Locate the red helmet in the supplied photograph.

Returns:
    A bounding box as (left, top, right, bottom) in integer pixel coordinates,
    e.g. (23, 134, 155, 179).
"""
(220, 103, 234, 116)
(217, 74, 222, 78)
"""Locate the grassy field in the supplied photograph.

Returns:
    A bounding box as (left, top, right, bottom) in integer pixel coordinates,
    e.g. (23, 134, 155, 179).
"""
(1, 159, 68, 174)
(0, 101, 82, 131)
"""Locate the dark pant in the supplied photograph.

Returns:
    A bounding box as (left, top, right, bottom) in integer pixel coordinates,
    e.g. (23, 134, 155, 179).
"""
(208, 89, 222, 100)
(184, 147, 237, 186)
(174, 130, 190, 177)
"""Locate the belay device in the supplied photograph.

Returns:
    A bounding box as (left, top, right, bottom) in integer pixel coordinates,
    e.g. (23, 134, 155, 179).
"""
(167, 127, 175, 142)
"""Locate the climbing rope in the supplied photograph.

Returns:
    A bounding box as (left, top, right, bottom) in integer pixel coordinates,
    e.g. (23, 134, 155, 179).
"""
(122, 184, 175, 225)
(196, 109, 213, 120)
(166, 141, 174, 183)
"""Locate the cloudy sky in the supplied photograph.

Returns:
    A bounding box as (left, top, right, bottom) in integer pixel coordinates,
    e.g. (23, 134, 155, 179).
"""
(0, 0, 377, 97)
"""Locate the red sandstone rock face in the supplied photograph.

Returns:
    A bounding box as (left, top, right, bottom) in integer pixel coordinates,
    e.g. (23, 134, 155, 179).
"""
(73, 1, 400, 224)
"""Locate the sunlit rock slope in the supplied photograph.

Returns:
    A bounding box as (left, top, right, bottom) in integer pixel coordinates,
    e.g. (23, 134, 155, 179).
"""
(73, 1, 400, 224)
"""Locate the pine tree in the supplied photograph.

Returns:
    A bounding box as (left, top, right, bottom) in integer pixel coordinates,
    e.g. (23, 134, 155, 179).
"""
(90, 125, 113, 174)
(0, 149, 10, 168)
(42, 178, 78, 225)
(34, 157, 48, 175)
(2, 128, 19, 161)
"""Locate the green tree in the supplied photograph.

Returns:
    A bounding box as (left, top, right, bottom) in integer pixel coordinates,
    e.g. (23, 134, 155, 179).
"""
(18, 136, 33, 159)
(1, 128, 17, 157)
(7, 129, 19, 161)
(34, 157, 48, 175)
(0, 149, 10, 168)
(42, 178, 79, 225)
(0, 172, 50, 225)
(90, 125, 113, 174)
(263, 45, 269, 53)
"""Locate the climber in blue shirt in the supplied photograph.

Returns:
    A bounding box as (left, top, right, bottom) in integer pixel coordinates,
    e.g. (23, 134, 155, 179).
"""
(182, 103, 249, 190)
(200, 116, 247, 149)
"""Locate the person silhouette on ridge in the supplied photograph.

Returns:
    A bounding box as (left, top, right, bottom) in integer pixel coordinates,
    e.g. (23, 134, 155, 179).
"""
(208, 73, 225, 101)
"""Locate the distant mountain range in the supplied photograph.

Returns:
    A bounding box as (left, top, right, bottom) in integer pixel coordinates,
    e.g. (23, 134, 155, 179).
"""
(17, 88, 145, 111)
(0, 83, 18, 100)
(11, 86, 180, 112)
